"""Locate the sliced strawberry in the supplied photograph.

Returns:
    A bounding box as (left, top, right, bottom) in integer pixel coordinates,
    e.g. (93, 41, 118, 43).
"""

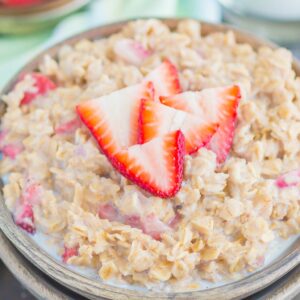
(62, 245, 79, 263)
(55, 117, 81, 135)
(1, 143, 23, 159)
(139, 99, 218, 154)
(144, 59, 181, 101)
(110, 131, 184, 198)
(276, 169, 300, 188)
(76, 82, 154, 156)
(98, 203, 120, 222)
(113, 39, 152, 66)
(141, 213, 170, 240)
(14, 202, 35, 234)
(161, 85, 241, 162)
(19, 73, 56, 106)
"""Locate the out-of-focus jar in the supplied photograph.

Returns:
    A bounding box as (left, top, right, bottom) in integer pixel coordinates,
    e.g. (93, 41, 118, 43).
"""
(218, 0, 300, 45)
(0, 0, 90, 34)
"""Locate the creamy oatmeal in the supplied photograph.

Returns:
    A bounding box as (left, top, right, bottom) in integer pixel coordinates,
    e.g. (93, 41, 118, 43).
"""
(1, 19, 300, 291)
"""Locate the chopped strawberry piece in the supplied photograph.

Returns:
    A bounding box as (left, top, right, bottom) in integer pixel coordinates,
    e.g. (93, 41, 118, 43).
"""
(14, 202, 35, 234)
(124, 214, 143, 229)
(144, 59, 181, 101)
(62, 245, 79, 263)
(19, 73, 56, 106)
(13, 181, 42, 234)
(1, 143, 23, 159)
(111, 131, 184, 198)
(139, 99, 218, 154)
(55, 117, 81, 135)
(0, 130, 23, 160)
(98, 203, 120, 222)
(161, 85, 241, 162)
(21, 182, 42, 205)
(113, 39, 152, 66)
(76, 82, 154, 155)
(141, 213, 170, 240)
(276, 169, 300, 188)
(168, 213, 181, 229)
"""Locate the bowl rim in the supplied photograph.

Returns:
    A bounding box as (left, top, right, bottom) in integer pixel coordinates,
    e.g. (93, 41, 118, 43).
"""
(0, 18, 299, 300)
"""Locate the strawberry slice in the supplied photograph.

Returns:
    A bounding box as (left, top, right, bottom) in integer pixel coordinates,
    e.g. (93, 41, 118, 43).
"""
(14, 202, 35, 234)
(62, 245, 79, 263)
(113, 39, 152, 66)
(144, 59, 181, 101)
(161, 85, 241, 162)
(276, 169, 300, 188)
(139, 99, 218, 154)
(76, 82, 154, 155)
(19, 73, 56, 106)
(111, 131, 184, 198)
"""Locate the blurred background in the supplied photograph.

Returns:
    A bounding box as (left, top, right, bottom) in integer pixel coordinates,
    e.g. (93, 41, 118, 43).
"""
(0, 0, 300, 298)
(0, 0, 300, 90)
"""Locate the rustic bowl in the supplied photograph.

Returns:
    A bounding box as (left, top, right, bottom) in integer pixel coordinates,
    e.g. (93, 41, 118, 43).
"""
(0, 19, 299, 300)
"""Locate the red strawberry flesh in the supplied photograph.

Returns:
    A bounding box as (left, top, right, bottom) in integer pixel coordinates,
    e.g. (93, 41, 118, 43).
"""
(161, 85, 241, 162)
(62, 246, 79, 263)
(14, 202, 35, 234)
(14, 182, 42, 234)
(144, 59, 181, 101)
(55, 117, 81, 135)
(111, 131, 184, 198)
(19, 73, 56, 106)
(1, 143, 23, 159)
(124, 214, 143, 230)
(76, 82, 154, 156)
(276, 169, 300, 188)
(98, 203, 120, 222)
(114, 39, 152, 66)
(141, 213, 170, 240)
(139, 99, 218, 154)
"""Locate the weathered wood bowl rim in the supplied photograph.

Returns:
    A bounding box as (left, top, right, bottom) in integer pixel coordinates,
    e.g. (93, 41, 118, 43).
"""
(0, 18, 299, 300)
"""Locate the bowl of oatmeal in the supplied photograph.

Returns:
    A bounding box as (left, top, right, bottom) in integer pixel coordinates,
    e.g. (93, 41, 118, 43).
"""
(0, 19, 299, 300)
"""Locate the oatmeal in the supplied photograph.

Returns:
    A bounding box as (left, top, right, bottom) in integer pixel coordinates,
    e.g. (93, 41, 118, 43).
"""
(1, 19, 300, 290)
